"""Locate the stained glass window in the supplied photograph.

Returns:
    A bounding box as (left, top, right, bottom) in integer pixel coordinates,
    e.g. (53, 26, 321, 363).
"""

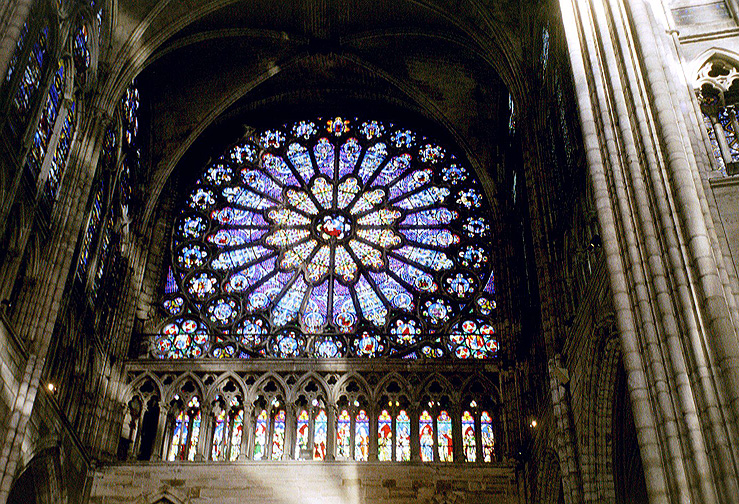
(419, 410, 434, 462)
(253, 409, 268, 460)
(167, 396, 201, 461)
(437, 410, 453, 462)
(337, 409, 351, 459)
(45, 101, 75, 200)
(5, 22, 29, 83)
(295, 409, 310, 459)
(396, 410, 411, 462)
(462, 410, 476, 462)
(481, 411, 495, 462)
(378, 409, 393, 461)
(72, 24, 91, 79)
(11, 26, 48, 133)
(355, 410, 369, 461)
(77, 179, 104, 279)
(210, 397, 243, 461)
(313, 409, 327, 460)
(161, 117, 498, 360)
(26, 61, 64, 179)
(271, 409, 286, 459)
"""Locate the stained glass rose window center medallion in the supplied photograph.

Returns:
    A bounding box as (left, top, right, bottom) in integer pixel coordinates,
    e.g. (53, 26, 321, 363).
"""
(159, 117, 498, 360)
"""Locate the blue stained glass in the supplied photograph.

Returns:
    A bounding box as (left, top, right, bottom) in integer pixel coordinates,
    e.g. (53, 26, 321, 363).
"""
(441, 164, 468, 185)
(483, 271, 495, 294)
(287, 143, 315, 182)
(313, 409, 328, 460)
(211, 207, 268, 227)
(448, 319, 497, 359)
(313, 336, 344, 358)
(390, 129, 415, 148)
(419, 410, 434, 461)
(26, 62, 65, 178)
(369, 271, 414, 311)
(389, 168, 432, 199)
(272, 275, 308, 327)
(437, 411, 453, 462)
(301, 281, 329, 332)
(229, 142, 257, 164)
(292, 120, 317, 139)
(211, 245, 271, 270)
(401, 228, 459, 248)
(242, 169, 283, 200)
(339, 137, 362, 177)
(332, 280, 358, 332)
(271, 330, 305, 357)
(458, 245, 489, 270)
(5, 22, 28, 83)
(394, 186, 449, 209)
(393, 246, 453, 271)
(155, 319, 209, 359)
(46, 101, 75, 199)
(400, 207, 457, 227)
(13, 26, 48, 127)
(73, 24, 91, 74)
(357, 142, 388, 182)
(176, 243, 209, 269)
(259, 129, 285, 149)
(355, 410, 370, 461)
(355, 275, 388, 326)
(168, 117, 496, 359)
(165, 267, 179, 294)
(353, 330, 385, 357)
(271, 410, 286, 459)
(313, 137, 335, 177)
(262, 153, 299, 186)
(253, 410, 268, 460)
(388, 257, 437, 293)
(223, 186, 276, 209)
(77, 179, 104, 278)
(236, 316, 267, 347)
(390, 317, 421, 345)
(247, 271, 295, 311)
(372, 154, 412, 187)
(481, 411, 495, 462)
(208, 228, 267, 248)
(211, 409, 227, 460)
(419, 144, 445, 164)
(226, 255, 276, 293)
(360, 120, 385, 140)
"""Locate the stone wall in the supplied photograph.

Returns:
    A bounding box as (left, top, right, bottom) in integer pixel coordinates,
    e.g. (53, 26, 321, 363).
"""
(90, 462, 519, 504)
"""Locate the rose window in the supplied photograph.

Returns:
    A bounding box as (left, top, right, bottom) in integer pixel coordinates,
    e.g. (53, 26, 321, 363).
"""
(157, 117, 498, 359)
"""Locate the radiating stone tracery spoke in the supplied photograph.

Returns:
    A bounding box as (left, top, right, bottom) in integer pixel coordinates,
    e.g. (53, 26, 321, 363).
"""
(163, 117, 498, 359)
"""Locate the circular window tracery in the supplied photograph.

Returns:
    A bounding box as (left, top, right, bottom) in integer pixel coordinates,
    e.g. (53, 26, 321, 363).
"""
(159, 117, 498, 359)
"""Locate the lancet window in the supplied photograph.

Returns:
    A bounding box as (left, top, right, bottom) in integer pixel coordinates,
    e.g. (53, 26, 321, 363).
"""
(696, 57, 739, 175)
(165, 380, 202, 461)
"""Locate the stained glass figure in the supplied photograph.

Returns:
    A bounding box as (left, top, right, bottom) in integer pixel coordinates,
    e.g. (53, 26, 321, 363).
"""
(419, 410, 434, 462)
(481, 411, 495, 462)
(253, 409, 268, 460)
(396, 410, 411, 462)
(163, 117, 497, 359)
(168, 396, 201, 461)
(211, 407, 227, 460)
(437, 411, 453, 462)
(378, 409, 393, 461)
(355, 410, 369, 461)
(295, 409, 310, 459)
(313, 409, 328, 460)
(447, 319, 498, 359)
(155, 318, 209, 359)
(462, 410, 476, 462)
(336, 409, 351, 460)
(271, 410, 286, 460)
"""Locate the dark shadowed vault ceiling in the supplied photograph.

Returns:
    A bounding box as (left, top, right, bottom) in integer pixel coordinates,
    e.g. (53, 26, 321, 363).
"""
(104, 0, 534, 224)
